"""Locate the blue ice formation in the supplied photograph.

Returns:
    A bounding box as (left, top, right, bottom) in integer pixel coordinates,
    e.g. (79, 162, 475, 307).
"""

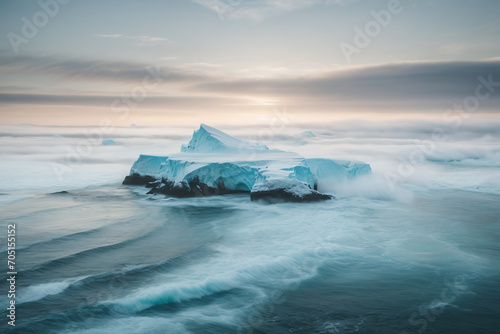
(123, 124, 371, 202)
(102, 139, 117, 146)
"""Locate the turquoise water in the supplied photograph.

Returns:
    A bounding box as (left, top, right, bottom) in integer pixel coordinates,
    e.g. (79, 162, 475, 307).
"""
(0, 124, 499, 333)
(1, 179, 499, 333)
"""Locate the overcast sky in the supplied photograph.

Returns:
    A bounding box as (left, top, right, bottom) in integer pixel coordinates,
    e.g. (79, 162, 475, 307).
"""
(0, 0, 499, 126)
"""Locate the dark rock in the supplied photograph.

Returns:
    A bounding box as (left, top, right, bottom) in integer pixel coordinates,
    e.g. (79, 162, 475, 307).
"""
(143, 175, 248, 198)
(49, 190, 70, 195)
(250, 188, 332, 203)
(124, 173, 331, 202)
(123, 173, 157, 186)
(147, 180, 194, 197)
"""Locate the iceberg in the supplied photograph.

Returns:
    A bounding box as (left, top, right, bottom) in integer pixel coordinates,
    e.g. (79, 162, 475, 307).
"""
(300, 130, 316, 138)
(102, 139, 117, 146)
(123, 124, 371, 202)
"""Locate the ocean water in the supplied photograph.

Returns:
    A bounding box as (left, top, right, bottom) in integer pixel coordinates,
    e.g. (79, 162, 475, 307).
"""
(1, 123, 499, 334)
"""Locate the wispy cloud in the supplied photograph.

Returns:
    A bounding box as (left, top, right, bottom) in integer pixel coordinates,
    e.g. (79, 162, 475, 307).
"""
(193, 60, 500, 110)
(192, 0, 351, 20)
(94, 34, 123, 38)
(0, 54, 209, 84)
(1, 53, 500, 113)
(94, 34, 170, 46)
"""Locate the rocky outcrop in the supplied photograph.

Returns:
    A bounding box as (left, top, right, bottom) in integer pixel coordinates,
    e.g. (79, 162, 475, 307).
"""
(141, 175, 247, 198)
(250, 188, 332, 203)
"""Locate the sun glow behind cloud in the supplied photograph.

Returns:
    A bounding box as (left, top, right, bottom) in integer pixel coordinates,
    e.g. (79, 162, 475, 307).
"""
(0, 0, 499, 126)
(1, 51, 499, 126)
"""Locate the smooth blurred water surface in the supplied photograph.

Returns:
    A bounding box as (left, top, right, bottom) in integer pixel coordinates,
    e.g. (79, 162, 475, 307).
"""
(0, 124, 499, 333)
